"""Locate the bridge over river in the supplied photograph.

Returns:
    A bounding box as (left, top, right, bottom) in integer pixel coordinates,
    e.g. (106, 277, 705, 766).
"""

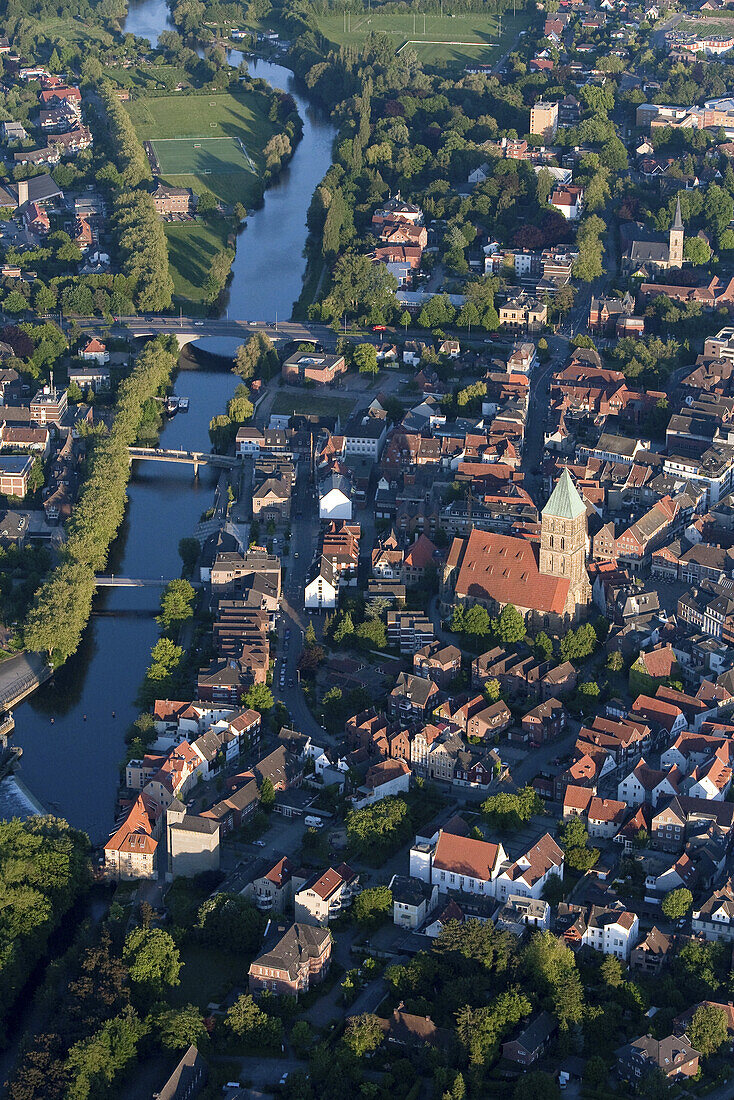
(77, 315, 334, 350)
(128, 447, 240, 476)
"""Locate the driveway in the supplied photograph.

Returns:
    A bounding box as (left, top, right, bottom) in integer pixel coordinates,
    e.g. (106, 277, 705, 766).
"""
(214, 1056, 307, 1089)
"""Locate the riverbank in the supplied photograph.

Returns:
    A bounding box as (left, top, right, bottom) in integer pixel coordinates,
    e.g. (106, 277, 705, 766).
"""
(10, 9, 337, 841)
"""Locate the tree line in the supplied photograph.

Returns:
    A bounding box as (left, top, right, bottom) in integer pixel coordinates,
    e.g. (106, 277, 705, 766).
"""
(24, 338, 178, 664)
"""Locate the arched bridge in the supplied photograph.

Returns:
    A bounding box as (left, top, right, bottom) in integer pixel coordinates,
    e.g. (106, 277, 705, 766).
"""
(128, 447, 240, 476)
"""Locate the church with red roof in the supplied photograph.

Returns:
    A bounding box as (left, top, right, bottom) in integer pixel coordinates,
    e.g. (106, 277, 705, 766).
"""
(441, 469, 592, 631)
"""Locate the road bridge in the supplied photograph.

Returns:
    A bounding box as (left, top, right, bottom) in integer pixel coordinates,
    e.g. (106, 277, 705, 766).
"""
(128, 447, 240, 477)
(77, 315, 330, 350)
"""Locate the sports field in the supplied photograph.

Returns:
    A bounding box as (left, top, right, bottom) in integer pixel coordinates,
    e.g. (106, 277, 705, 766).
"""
(125, 90, 273, 206)
(151, 136, 254, 176)
(315, 9, 533, 66)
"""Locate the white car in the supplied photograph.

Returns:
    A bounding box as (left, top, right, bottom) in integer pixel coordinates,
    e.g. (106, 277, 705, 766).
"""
(279, 1073, 289, 1086)
(253, 840, 266, 847)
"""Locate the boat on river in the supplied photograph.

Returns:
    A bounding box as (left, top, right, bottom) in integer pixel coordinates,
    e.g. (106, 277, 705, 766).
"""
(178, 397, 189, 412)
(165, 396, 179, 416)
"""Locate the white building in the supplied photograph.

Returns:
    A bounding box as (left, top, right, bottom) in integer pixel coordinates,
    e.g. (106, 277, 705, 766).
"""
(344, 415, 387, 462)
(318, 473, 353, 521)
(410, 829, 507, 897)
(582, 906, 639, 961)
(304, 557, 338, 610)
(352, 758, 411, 809)
(617, 759, 681, 808)
(494, 833, 564, 902)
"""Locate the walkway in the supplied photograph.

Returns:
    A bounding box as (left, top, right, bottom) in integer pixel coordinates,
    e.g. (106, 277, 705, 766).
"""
(0, 652, 52, 710)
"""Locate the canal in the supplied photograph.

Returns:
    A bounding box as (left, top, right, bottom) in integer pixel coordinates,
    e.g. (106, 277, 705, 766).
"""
(12, 3, 336, 842)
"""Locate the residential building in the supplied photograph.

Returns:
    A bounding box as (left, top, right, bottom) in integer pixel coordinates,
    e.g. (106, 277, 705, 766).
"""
(502, 1012, 557, 1066)
(530, 100, 559, 140)
(166, 800, 220, 879)
(616, 1034, 700, 1086)
(390, 874, 438, 930)
(248, 922, 332, 997)
(294, 863, 360, 925)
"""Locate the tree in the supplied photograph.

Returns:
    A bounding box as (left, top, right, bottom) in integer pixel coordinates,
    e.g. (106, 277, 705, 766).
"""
(244, 683, 274, 712)
(305, 621, 317, 646)
(290, 1020, 313, 1057)
(560, 623, 597, 662)
(523, 930, 584, 1030)
(343, 1014, 384, 1058)
(600, 954, 625, 988)
(399, 310, 411, 332)
(481, 786, 543, 831)
(3, 291, 27, 315)
(684, 237, 711, 265)
(346, 796, 412, 860)
(27, 460, 44, 495)
(495, 604, 526, 644)
(122, 928, 180, 1004)
(353, 342, 378, 375)
(607, 650, 624, 673)
(559, 817, 588, 850)
(178, 537, 200, 576)
(513, 1072, 559, 1100)
(195, 893, 264, 952)
(353, 886, 393, 927)
(355, 617, 386, 649)
(157, 578, 196, 633)
(226, 994, 282, 1050)
(154, 1005, 207, 1052)
(259, 776, 275, 809)
(197, 190, 217, 214)
(534, 632, 554, 661)
(688, 1004, 728, 1056)
(662, 887, 693, 921)
(484, 678, 501, 703)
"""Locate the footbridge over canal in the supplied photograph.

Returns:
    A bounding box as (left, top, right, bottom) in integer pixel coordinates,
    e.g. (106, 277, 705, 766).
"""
(128, 447, 240, 477)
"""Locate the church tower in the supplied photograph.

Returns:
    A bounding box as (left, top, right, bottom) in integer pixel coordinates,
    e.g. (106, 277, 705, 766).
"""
(539, 469, 591, 618)
(668, 196, 684, 270)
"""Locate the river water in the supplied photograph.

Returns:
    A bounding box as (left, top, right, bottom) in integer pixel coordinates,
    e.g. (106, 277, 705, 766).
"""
(11, 3, 335, 842)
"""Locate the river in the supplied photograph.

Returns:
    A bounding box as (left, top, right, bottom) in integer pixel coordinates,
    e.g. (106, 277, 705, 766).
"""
(10, 2, 336, 842)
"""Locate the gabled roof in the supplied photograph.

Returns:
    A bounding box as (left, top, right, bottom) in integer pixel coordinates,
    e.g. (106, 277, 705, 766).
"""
(433, 830, 502, 882)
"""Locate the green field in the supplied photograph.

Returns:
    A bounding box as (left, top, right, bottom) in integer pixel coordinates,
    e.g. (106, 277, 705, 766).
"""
(315, 9, 533, 66)
(151, 136, 253, 176)
(678, 14, 734, 34)
(271, 392, 356, 419)
(164, 219, 231, 307)
(125, 90, 274, 207)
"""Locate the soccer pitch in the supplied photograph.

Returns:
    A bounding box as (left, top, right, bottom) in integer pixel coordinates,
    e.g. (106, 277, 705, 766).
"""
(314, 9, 533, 65)
(150, 136, 254, 177)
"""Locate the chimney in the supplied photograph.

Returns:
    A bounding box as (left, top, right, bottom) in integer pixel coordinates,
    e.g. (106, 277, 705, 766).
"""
(17, 179, 29, 206)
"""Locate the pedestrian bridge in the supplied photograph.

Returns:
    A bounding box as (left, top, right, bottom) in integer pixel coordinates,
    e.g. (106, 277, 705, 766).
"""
(94, 576, 202, 589)
(128, 447, 240, 476)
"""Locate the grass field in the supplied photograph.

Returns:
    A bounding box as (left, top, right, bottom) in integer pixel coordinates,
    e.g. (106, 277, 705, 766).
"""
(164, 219, 231, 307)
(125, 90, 273, 207)
(315, 9, 533, 65)
(151, 136, 253, 176)
(271, 392, 356, 419)
(678, 14, 734, 34)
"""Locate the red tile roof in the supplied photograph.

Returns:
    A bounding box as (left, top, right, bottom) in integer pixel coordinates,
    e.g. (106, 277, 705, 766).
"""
(454, 529, 571, 615)
(433, 831, 502, 882)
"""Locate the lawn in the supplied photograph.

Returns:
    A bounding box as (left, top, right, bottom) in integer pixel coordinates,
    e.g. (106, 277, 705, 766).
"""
(678, 14, 734, 34)
(125, 89, 274, 207)
(28, 15, 114, 46)
(164, 218, 231, 307)
(315, 9, 534, 66)
(172, 943, 244, 1009)
(271, 392, 356, 418)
